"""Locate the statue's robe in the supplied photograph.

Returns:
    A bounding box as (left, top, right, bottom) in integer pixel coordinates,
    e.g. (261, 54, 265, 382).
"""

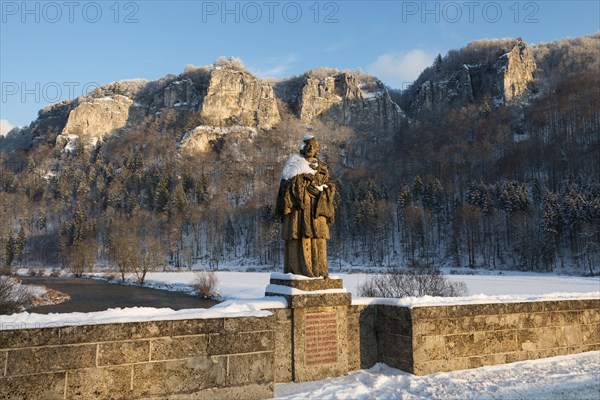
(275, 155, 335, 277)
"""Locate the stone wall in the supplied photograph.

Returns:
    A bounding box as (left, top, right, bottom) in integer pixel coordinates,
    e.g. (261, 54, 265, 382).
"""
(376, 299, 600, 375)
(0, 316, 275, 400)
(1, 294, 598, 399)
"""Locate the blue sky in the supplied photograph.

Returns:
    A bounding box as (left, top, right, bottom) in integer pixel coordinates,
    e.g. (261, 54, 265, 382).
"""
(1, 0, 599, 130)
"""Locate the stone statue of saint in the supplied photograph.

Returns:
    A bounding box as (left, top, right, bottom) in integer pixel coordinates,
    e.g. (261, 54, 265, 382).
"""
(276, 136, 336, 277)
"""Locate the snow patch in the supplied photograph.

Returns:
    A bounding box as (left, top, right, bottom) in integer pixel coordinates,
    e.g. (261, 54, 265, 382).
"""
(280, 153, 316, 180)
(266, 284, 349, 296)
(352, 291, 600, 308)
(1, 304, 272, 330)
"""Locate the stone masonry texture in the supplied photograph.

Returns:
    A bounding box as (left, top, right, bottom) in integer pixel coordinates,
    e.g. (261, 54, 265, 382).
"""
(0, 316, 275, 400)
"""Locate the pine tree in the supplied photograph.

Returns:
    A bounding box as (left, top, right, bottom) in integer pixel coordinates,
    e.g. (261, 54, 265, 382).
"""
(15, 226, 26, 265)
(5, 232, 15, 268)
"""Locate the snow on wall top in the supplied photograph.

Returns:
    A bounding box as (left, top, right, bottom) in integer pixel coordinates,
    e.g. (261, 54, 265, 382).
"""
(0, 302, 275, 331)
(352, 291, 600, 308)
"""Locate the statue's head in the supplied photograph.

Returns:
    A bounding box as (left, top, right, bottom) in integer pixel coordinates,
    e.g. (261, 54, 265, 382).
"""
(300, 135, 319, 158)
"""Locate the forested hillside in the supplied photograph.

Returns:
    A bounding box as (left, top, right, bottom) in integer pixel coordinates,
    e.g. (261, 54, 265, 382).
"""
(1, 33, 598, 276)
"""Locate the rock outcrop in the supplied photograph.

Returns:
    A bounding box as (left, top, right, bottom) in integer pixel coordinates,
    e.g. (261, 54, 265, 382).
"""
(408, 39, 536, 116)
(180, 125, 257, 153)
(498, 40, 536, 103)
(61, 95, 134, 141)
(200, 68, 280, 129)
(280, 71, 404, 138)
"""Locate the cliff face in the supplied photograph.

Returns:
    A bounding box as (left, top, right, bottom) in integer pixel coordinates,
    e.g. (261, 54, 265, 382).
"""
(409, 40, 536, 116)
(200, 68, 280, 129)
(280, 71, 404, 139)
(500, 41, 536, 103)
(61, 95, 134, 139)
(15, 39, 539, 154)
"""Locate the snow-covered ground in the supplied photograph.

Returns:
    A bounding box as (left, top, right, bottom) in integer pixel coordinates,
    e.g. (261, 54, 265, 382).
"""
(275, 352, 600, 400)
(107, 270, 599, 300)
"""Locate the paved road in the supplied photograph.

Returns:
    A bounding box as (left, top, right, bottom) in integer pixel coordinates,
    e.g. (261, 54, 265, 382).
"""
(21, 277, 218, 314)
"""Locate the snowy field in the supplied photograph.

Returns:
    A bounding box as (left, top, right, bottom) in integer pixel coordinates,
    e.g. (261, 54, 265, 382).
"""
(112, 270, 600, 300)
(275, 352, 600, 400)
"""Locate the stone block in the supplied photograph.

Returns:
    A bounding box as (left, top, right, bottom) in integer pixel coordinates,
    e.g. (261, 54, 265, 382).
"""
(500, 313, 520, 329)
(0, 371, 65, 400)
(468, 353, 506, 369)
(226, 352, 274, 386)
(358, 306, 378, 369)
(505, 352, 528, 363)
(560, 325, 583, 347)
(270, 277, 343, 291)
(140, 383, 274, 400)
(473, 331, 502, 355)
(132, 356, 227, 397)
(414, 358, 468, 375)
(116, 321, 173, 340)
(171, 318, 223, 336)
(412, 306, 447, 320)
(536, 327, 561, 349)
(445, 333, 475, 358)
(208, 331, 274, 356)
(98, 340, 150, 366)
(66, 365, 132, 399)
(223, 316, 274, 332)
(270, 308, 292, 321)
(507, 301, 545, 314)
(582, 323, 600, 345)
(346, 313, 361, 371)
(6, 344, 96, 376)
(414, 334, 445, 361)
(273, 292, 352, 308)
(151, 335, 208, 361)
(389, 316, 413, 336)
(60, 324, 121, 345)
(272, 317, 292, 383)
(0, 327, 60, 349)
(384, 333, 413, 362)
(500, 330, 518, 353)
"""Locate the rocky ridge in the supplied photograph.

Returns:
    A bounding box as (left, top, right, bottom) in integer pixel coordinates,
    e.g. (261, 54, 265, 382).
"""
(408, 39, 537, 117)
(13, 38, 546, 154)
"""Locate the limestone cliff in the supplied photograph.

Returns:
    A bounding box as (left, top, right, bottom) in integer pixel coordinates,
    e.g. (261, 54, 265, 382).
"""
(407, 39, 536, 116)
(200, 68, 280, 129)
(61, 95, 134, 141)
(499, 40, 536, 104)
(278, 71, 404, 138)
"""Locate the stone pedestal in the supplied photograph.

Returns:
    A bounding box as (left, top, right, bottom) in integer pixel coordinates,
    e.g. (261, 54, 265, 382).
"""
(265, 274, 352, 382)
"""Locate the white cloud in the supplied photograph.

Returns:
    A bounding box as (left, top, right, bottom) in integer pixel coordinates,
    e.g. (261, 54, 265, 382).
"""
(251, 54, 299, 79)
(0, 119, 16, 136)
(367, 49, 436, 89)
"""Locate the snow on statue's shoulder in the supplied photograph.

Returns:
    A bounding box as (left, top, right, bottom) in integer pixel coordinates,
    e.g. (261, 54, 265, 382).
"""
(281, 153, 316, 180)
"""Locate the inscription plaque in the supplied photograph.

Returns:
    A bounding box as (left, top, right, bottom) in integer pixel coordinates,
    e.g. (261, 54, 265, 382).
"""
(304, 312, 338, 365)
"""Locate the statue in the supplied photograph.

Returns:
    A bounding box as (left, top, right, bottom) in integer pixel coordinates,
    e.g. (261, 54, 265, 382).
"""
(276, 136, 336, 277)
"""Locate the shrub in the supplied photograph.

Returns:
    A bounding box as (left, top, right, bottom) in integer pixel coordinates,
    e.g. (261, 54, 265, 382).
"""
(0, 276, 34, 314)
(192, 270, 219, 299)
(358, 266, 467, 298)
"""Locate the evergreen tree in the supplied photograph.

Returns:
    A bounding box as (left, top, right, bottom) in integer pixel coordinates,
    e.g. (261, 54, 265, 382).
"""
(15, 226, 26, 265)
(4, 232, 15, 268)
